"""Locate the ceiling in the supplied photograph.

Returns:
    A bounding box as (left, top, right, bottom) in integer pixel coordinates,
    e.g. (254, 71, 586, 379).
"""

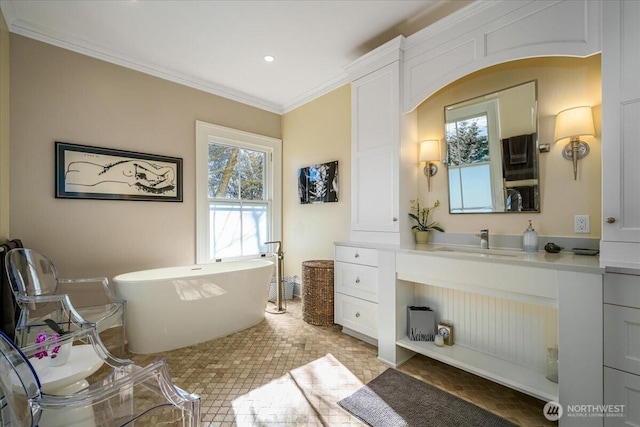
(1, 0, 469, 114)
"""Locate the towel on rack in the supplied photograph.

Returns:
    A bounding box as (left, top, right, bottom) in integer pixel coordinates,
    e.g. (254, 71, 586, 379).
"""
(502, 134, 535, 181)
(1, 238, 23, 340)
(508, 135, 528, 164)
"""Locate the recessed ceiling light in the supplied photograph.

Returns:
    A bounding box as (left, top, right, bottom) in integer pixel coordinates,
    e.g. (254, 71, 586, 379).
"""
(264, 55, 275, 63)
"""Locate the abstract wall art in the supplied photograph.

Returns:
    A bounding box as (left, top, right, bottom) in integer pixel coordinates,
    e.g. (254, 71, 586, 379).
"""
(55, 142, 183, 202)
(298, 160, 338, 204)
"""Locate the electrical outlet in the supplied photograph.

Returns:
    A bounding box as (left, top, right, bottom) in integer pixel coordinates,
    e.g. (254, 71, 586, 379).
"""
(574, 215, 590, 233)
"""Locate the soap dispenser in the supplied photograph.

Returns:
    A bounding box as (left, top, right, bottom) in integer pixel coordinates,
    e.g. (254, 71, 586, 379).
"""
(523, 220, 539, 252)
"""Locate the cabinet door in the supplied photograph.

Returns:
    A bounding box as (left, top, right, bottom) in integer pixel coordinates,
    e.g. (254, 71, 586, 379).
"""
(604, 367, 640, 426)
(604, 304, 640, 376)
(351, 62, 400, 232)
(602, 1, 640, 245)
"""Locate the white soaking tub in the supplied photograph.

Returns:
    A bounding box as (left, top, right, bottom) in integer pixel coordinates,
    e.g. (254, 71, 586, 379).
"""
(114, 260, 274, 354)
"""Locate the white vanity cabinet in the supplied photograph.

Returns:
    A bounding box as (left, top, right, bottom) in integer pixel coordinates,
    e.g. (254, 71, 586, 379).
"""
(333, 244, 379, 345)
(604, 271, 640, 426)
(601, 1, 640, 268)
(345, 37, 417, 247)
(377, 249, 604, 427)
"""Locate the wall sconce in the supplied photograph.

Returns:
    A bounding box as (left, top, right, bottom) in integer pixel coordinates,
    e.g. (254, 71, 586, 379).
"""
(554, 106, 595, 180)
(419, 139, 440, 191)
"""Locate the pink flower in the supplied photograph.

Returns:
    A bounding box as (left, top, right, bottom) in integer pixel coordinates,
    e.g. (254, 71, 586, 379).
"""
(34, 332, 48, 359)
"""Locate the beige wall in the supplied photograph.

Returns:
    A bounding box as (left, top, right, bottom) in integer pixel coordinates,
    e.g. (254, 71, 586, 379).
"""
(10, 35, 281, 278)
(7, 31, 603, 283)
(417, 55, 602, 238)
(282, 85, 351, 279)
(0, 10, 9, 241)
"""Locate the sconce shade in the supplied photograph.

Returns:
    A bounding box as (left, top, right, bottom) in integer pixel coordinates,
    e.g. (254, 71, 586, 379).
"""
(419, 139, 440, 162)
(554, 106, 595, 142)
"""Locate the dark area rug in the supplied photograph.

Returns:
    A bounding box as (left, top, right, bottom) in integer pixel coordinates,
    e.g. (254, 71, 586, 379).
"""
(338, 368, 518, 427)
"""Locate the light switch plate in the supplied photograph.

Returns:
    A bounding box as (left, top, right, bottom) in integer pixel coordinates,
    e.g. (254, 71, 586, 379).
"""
(574, 215, 590, 233)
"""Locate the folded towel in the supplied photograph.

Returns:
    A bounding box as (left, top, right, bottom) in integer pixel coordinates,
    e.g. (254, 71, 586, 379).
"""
(508, 135, 528, 164)
(502, 134, 535, 181)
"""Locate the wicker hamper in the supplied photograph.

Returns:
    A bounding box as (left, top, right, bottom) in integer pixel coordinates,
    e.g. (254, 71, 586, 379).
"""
(302, 260, 334, 326)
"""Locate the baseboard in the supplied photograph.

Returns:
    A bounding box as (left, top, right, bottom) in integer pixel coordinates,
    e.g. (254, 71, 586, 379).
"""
(341, 327, 378, 347)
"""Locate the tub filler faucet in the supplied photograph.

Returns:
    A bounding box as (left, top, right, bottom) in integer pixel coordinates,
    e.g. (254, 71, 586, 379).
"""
(264, 241, 286, 314)
(479, 229, 489, 249)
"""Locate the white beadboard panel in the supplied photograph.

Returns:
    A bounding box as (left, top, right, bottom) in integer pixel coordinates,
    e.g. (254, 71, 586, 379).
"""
(414, 284, 558, 373)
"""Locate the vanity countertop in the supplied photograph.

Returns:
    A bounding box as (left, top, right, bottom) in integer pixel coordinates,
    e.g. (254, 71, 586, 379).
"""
(335, 241, 604, 275)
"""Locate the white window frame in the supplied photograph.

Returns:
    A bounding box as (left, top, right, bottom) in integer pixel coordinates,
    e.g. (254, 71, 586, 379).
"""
(195, 121, 282, 263)
(445, 99, 503, 212)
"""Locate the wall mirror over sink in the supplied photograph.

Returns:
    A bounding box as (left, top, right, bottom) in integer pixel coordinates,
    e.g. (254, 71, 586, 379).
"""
(444, 81, 539, 214)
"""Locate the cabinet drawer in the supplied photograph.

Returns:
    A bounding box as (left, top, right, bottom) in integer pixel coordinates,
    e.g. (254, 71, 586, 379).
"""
(604, 367, 640, 426)
(335, 246, 378, 267)
(335, 261, 378, 303)
(605, 272, 640, 308)
(334, 293, 378, 339)
(605, 304, 640, 375)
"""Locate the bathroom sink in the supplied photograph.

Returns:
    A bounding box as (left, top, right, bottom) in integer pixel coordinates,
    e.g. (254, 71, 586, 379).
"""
(430, 246, 520, 258)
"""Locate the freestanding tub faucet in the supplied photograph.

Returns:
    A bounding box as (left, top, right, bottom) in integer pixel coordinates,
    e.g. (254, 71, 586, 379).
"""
(264, 241, 286, 314)
(480, 229, 489, 249)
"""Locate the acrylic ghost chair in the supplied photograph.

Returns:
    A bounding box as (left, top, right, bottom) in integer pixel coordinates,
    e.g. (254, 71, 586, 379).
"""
(0, 326, 201, 427)
(4, 248, 126, 355)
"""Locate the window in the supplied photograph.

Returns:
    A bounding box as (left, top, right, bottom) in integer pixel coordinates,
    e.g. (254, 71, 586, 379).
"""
(445, 99, 502, 213)
(196, 122, 282, 263)
(446, 114, 493, 212)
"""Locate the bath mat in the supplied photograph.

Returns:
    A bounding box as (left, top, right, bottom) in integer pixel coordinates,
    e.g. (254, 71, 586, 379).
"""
(338, 368, 518, 427)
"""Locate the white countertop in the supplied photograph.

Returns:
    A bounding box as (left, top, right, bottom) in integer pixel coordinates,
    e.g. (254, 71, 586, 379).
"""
(335, 241, 604, 274)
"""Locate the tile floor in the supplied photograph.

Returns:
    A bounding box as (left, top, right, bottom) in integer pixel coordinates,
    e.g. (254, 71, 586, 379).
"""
(125, 298, 555, 427)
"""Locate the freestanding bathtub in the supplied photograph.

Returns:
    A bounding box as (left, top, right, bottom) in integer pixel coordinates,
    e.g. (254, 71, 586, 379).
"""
(113, 259, 274, 354)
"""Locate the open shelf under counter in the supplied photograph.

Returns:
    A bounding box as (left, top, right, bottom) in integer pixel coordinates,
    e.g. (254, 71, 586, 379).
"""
(396, 336, 558, 402)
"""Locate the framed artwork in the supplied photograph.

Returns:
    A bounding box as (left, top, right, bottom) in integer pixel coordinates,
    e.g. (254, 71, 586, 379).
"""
(55, 142, 183, 202)
(298, 160, 338, 204)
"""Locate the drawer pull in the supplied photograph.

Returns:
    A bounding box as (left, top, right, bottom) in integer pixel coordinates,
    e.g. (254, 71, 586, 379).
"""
(393, 217, 398, 222)
(355, 278, 360, 284)
(354, 253, 360, 258)
(355, 312, 360, 318)
(606, 217, 616, 224)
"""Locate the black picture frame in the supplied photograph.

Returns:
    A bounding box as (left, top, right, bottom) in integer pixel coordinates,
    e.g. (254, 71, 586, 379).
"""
(298, 160, 338, 204)
(55, 142, 183, 202)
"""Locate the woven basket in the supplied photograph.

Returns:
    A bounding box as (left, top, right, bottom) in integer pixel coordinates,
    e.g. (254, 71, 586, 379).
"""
(302, 260, 334, 326)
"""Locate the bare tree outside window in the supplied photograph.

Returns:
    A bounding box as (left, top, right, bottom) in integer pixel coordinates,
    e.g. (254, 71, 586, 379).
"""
(208, 143, 268, 258)
(445, 115, 489, 166)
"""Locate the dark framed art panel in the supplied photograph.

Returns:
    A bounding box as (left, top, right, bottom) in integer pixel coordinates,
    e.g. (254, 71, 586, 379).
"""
(55, 142, 183, 202)
(298, 160, 338, 204)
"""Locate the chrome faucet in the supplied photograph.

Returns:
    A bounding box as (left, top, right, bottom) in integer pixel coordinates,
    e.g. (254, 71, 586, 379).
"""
(479, 229, 489, 249)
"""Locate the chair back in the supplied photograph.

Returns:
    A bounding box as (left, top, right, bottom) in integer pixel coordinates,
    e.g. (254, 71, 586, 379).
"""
(0, 331, 41, 426)
(5, 249, 59, 298)
(1, 239, 23, 340)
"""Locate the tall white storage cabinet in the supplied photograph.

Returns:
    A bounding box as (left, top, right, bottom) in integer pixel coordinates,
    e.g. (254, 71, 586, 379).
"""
(604, 272, 640, 426)
(601, 1, 640, 268)
(345, 37, 417, 247)
(351, 63, 399, 234)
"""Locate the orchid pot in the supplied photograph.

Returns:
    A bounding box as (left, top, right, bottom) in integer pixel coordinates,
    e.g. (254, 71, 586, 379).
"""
(35, 332, 72, 366)
(409, 199, 444, 244)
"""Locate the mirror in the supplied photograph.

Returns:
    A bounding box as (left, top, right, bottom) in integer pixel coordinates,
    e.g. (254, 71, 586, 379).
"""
(444, 81, 538, 214)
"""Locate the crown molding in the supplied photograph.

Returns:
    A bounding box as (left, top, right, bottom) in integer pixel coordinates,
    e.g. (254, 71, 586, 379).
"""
(281, 73, 350, 114)
(344, 35, 405, 80)
(3, 10, 284, 114)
